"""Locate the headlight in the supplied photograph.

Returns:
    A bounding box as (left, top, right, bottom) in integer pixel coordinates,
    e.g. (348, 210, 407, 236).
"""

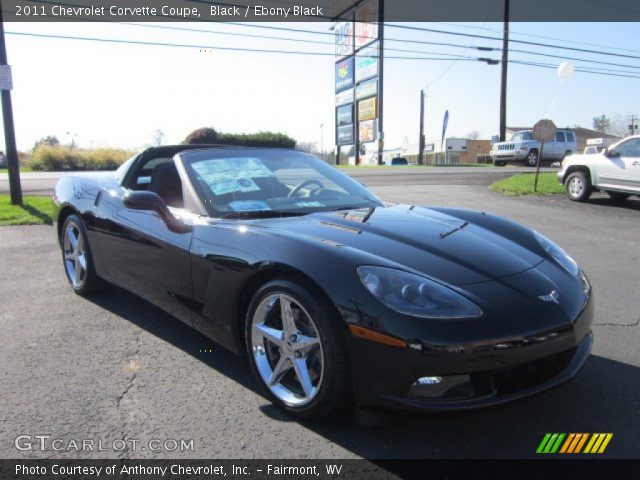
(534, 231, 579, 276)
(357, 266, 483, 319)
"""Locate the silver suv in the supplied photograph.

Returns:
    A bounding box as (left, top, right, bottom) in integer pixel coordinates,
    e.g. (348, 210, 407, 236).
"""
(558, 135, 640, 202)
(491, 129, 578, 167)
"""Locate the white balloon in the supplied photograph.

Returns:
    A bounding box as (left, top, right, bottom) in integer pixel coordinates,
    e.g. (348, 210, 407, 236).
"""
(557, 61, 575, 80)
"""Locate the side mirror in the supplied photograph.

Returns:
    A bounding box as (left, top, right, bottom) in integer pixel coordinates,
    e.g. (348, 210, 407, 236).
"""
(605, 148, 620, 158)
(123, 191, 192, 233)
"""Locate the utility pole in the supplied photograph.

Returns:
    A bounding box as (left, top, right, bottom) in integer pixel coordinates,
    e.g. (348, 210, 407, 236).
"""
(418, 89, 425, 165)
(629, 114, 638, 136)
(320, 123, 324, 155)
(499, 0, 510, 142)
(0, 6, 22, 204)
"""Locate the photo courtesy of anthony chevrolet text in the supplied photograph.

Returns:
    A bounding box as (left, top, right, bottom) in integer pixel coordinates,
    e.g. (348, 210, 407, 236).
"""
(0, 0, 638, 479)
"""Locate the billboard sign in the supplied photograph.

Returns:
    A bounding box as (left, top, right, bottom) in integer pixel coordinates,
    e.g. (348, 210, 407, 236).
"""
(337, 125, 354, 145)
(356, 78, 377, 100)
(335, 21, 354, 59)
(359, 119, 377, 143)
(335, 87, 354, 106)
(355, 0, 379, 50)
(358, 97, 377, 121)
(355, 42, 379, 83)
(335, 56, 355, 92)
(337, 104, 353, 126)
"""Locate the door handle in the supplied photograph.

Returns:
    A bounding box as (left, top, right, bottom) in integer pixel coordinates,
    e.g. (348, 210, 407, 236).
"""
(633, 161, 640, 166)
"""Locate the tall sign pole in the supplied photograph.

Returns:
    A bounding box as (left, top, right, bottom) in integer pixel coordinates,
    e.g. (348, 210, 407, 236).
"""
(376, 0, 384, 165)
(0, 6, 22, 204)
(499, 0, 510, 142)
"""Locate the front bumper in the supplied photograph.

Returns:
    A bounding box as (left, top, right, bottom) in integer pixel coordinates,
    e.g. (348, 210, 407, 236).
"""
(345, 287, 594, 412)
(557, 170, 566, 184)
(490, 151, 525, 161)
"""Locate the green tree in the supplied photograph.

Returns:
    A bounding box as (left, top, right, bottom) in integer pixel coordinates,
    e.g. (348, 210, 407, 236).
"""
(183, 127, 218, 144)
(592, 115, 610, 134)
(33, 135, 60, 150)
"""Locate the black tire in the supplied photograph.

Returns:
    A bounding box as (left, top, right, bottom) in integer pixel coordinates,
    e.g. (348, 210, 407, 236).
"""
(244, 278, 351, 419)
(606, 191, 630, 202)
(564, 171, 592, 202)
(495, 160, 506, 167)
(60, 214, 101, 295)
(524, 150, 539, 167)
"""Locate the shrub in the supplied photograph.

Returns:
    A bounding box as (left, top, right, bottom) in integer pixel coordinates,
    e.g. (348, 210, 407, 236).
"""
(184, 127, 218, 144)
(27, 145, 133, 171)
(217, 131, 296, 149)
(183, 128, 296, 149)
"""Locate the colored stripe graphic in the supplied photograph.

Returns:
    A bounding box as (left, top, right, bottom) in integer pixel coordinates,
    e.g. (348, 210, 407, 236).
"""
(574, 433, 589, 453)
(537, 433, 613, 454)
(536, 433, 552, 453)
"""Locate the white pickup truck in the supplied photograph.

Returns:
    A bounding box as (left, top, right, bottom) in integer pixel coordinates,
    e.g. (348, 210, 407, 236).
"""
(558, 135, 640, 202)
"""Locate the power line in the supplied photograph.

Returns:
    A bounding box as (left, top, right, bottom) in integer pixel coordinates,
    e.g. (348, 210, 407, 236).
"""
(3, 30, 482, 61)
(19, 0, 501, 52)
(439, 21, 640, 56)
(23, 0, 640, 66)
(24, 0, 640, 63)
(117, 22, 491, 60)
(8, 30, 640, 80)
(423, 4, 498, 89)
(112, 22, 640, 72)
(510, 48, 640, 71)
(386, 23, 640, 61)
(510, 59, 640, 79)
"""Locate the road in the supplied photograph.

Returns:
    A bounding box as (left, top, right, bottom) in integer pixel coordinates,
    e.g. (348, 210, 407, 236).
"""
(0, 166, 557, 195)
(1, 180, 638, 460)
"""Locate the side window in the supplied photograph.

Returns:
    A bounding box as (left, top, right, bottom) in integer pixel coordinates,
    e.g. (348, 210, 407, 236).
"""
(565, 132, 575, 143)
(555, 132, 566, 142)
(132, 158, 174, 189)
(612, 138, 640, 157)
(115, 156, 136, 185)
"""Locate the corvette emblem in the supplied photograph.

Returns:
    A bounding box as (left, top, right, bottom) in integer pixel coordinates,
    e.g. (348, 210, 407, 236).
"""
(539, 290, 560, 304)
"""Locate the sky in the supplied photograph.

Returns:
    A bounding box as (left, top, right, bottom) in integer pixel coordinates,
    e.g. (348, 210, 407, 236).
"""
(1, 20, 639, 153)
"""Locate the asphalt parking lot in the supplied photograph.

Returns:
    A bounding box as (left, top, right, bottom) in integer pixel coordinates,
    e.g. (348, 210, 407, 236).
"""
(1, 174, 639, 460)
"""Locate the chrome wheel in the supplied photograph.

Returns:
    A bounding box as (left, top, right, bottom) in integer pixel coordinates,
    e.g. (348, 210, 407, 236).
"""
(568, 176, 584, 197)
(63, 221, 87, 288)
(526, 151, 538, 167)
(250, 293, 323, 407)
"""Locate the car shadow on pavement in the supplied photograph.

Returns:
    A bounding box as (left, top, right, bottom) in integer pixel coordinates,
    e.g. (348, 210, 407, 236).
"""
(86, 286, 638, 458)
(585, 196, 640, 212)
(86, 285, 260, 395)
(298, 354, 639, 458)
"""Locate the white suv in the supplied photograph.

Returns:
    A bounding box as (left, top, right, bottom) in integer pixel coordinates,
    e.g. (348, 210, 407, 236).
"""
(558, 135, 640, 202)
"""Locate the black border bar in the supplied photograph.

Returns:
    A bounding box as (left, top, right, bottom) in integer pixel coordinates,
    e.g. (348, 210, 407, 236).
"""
(1, 459, 639, 480)
(5, 0, 640, 22)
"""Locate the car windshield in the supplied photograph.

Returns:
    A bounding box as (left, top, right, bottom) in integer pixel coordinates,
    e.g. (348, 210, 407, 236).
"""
(181, 149, 384, 218)
(510, 131, 534, 142)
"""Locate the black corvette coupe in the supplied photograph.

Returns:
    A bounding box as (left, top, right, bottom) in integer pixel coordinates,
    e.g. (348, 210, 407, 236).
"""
(54, 145, 593, 419)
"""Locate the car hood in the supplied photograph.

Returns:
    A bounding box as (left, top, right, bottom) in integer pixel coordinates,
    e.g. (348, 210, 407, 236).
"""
(253, 205, 543, 286)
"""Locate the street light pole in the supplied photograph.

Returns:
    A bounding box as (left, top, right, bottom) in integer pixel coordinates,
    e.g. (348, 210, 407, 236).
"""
(0, 6, 22, 205)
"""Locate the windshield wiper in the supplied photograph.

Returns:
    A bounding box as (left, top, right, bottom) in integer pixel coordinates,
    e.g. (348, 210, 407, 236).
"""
(221, 210, 310, 219)
(326, 205, 368, 212)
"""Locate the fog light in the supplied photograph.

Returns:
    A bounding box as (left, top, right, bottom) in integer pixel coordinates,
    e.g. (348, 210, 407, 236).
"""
(410, 374, 473, 400)
(417, 376, 442, 385)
